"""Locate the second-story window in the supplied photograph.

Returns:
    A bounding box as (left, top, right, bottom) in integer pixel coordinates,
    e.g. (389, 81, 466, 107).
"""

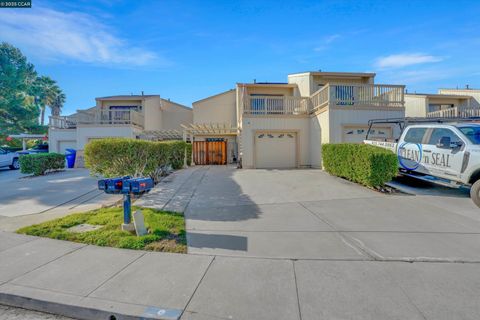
(249, 94, 283, 114)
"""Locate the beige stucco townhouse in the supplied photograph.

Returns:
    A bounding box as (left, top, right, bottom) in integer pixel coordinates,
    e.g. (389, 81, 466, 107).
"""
(187, 71, 405, 169)
(405, 87, 480, 118)
(48, 94, 192, 165)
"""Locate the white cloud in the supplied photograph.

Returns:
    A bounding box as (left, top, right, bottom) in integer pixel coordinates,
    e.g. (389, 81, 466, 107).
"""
(314, 34, 340, 52)
(375, 53, 442, 69)
(0, 7, 164, 67)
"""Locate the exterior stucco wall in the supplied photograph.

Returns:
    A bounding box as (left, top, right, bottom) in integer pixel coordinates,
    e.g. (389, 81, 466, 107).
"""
(143, 97, 163, 131)
(327, 108, 405, 143)
(405, 95, 428, 117)
(240, 116, 310, 168)
(439, 89, 480, 108)
(245, 86, 295, 96)
(98, 100, 143, 109)
(309, 110, 330, 168)
(287, 74, 311, 96)
(193, 90, 236, 125)
(161, 99, 193, 130)
(48, 128, 77, 153)
(76, 126, 138, 150)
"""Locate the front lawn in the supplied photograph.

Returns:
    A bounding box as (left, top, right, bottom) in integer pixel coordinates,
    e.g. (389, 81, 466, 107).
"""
(17, 207, 187, 253)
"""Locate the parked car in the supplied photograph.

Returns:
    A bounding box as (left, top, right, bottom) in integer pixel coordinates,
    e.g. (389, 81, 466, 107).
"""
(365, 121, 480, 207)
(0, 147, 20, 170)
(19, 143, 49, 155)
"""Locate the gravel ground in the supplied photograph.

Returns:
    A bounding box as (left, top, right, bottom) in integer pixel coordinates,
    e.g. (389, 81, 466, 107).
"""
(0, 305, 75, 319)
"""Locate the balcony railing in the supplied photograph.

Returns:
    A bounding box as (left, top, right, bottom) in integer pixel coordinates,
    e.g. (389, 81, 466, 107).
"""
(49, 115, 77, 129)
(427, 107, 480, 118)
(243, 96, 310, 115)
(310, 84, 405, 113)
(49, 109, 144, 128)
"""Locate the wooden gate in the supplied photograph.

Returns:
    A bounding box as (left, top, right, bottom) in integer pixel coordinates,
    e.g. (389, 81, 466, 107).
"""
(193, 141, 227, 165)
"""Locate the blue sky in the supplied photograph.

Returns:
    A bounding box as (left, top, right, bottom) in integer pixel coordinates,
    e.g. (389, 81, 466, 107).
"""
(1, 0, 480, 116)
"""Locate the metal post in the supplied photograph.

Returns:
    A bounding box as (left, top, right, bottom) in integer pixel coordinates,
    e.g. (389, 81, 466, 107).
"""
(123, 193, 131, 225)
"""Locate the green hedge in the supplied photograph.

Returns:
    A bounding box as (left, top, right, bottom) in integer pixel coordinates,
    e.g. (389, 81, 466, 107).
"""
(84, 138, 192, 181)
(19, 153, 65, 176)
(322, 143, 398, 187)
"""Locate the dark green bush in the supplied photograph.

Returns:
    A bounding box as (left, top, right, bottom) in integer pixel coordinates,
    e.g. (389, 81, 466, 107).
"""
(84, 138, 191, 181)
(166, 140, 192, 169)
(19, 153, 65, 176)
(322, 143, 398, 187)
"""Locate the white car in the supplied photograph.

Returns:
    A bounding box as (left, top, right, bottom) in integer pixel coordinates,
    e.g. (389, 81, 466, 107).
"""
(365, 122, 480, 207)
(0, 147, 20, 170)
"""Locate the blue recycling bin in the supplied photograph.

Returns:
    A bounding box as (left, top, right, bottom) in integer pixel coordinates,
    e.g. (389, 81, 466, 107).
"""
(65, 149, 76, 168)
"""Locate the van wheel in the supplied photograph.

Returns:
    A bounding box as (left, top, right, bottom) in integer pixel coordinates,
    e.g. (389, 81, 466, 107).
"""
(470, 179, 480, 208)
(9, 158, 20, 170)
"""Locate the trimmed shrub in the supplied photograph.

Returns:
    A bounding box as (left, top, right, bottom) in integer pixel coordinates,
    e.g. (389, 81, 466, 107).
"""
(84, 138, 191, 181)
(322, 143, 398, 187)
(166, 140, 192, 169)
(19, 153, 65, 176)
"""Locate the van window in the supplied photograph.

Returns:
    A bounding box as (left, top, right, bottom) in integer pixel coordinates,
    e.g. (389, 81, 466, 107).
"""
(403, 128, 427, 144)
(428, 128, 462, 145)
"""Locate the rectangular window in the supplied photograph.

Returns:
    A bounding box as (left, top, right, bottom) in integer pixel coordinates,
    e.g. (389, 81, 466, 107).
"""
(428, 104, 454, 112)
(403, 128, 427, 144)
(335, 86, 355, 106)
(249, 94, 283, 114)
(427, 128, 462, 145)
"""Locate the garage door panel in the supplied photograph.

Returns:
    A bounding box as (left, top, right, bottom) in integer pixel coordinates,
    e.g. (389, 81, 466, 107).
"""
(255, 132, 296, 169)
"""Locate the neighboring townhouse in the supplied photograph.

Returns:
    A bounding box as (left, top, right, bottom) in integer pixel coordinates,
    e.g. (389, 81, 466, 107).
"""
(405, 87, 480, 118)
(48, 94, 192, 157)
(405, 93, 473, 117)
(188, 71, 405, 169)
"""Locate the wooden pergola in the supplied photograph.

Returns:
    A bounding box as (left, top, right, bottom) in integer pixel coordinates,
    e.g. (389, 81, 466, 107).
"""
(181, 123, 238, 142)
(181, 123, 238, 166)
(139, 130, 183, 141)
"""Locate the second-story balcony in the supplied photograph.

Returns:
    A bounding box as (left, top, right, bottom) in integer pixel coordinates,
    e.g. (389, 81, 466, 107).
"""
(427, 106, 480, 118)
(310, 83, 405, 113)
(49, 109, 144, 129)
(243, 96, 310, 115)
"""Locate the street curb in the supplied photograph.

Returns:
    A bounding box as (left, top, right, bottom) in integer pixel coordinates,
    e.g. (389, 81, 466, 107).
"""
(0, 284, 182, 320)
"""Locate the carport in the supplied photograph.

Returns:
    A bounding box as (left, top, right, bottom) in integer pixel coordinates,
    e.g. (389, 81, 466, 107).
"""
(8, 133, 48, 151)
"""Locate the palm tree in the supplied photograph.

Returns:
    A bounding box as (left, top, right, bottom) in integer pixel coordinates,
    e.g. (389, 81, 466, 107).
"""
(50, 89, 66, 116)
(32, 76, 57, 125)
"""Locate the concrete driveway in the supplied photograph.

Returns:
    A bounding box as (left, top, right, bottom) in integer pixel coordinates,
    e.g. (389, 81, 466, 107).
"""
(1, 166, 480, 320)
(0, 168, 117, 231)
(138, 165, 480, 262)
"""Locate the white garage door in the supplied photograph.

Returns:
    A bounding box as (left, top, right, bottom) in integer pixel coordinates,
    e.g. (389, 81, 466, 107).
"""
(58, 140, 76, 154)
(343, 126, 391, 143)
(255, 132, 296, 169)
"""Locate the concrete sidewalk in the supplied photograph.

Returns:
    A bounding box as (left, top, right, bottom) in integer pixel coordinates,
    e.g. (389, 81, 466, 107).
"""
(0, 231, 479, 320)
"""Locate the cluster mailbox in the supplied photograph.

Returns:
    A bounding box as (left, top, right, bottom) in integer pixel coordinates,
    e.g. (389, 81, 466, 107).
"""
(98, 176, 154, 195)
(98, 176, 130, 194)
(98, 176, 154, 229)
(122, 178, 154, 194)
